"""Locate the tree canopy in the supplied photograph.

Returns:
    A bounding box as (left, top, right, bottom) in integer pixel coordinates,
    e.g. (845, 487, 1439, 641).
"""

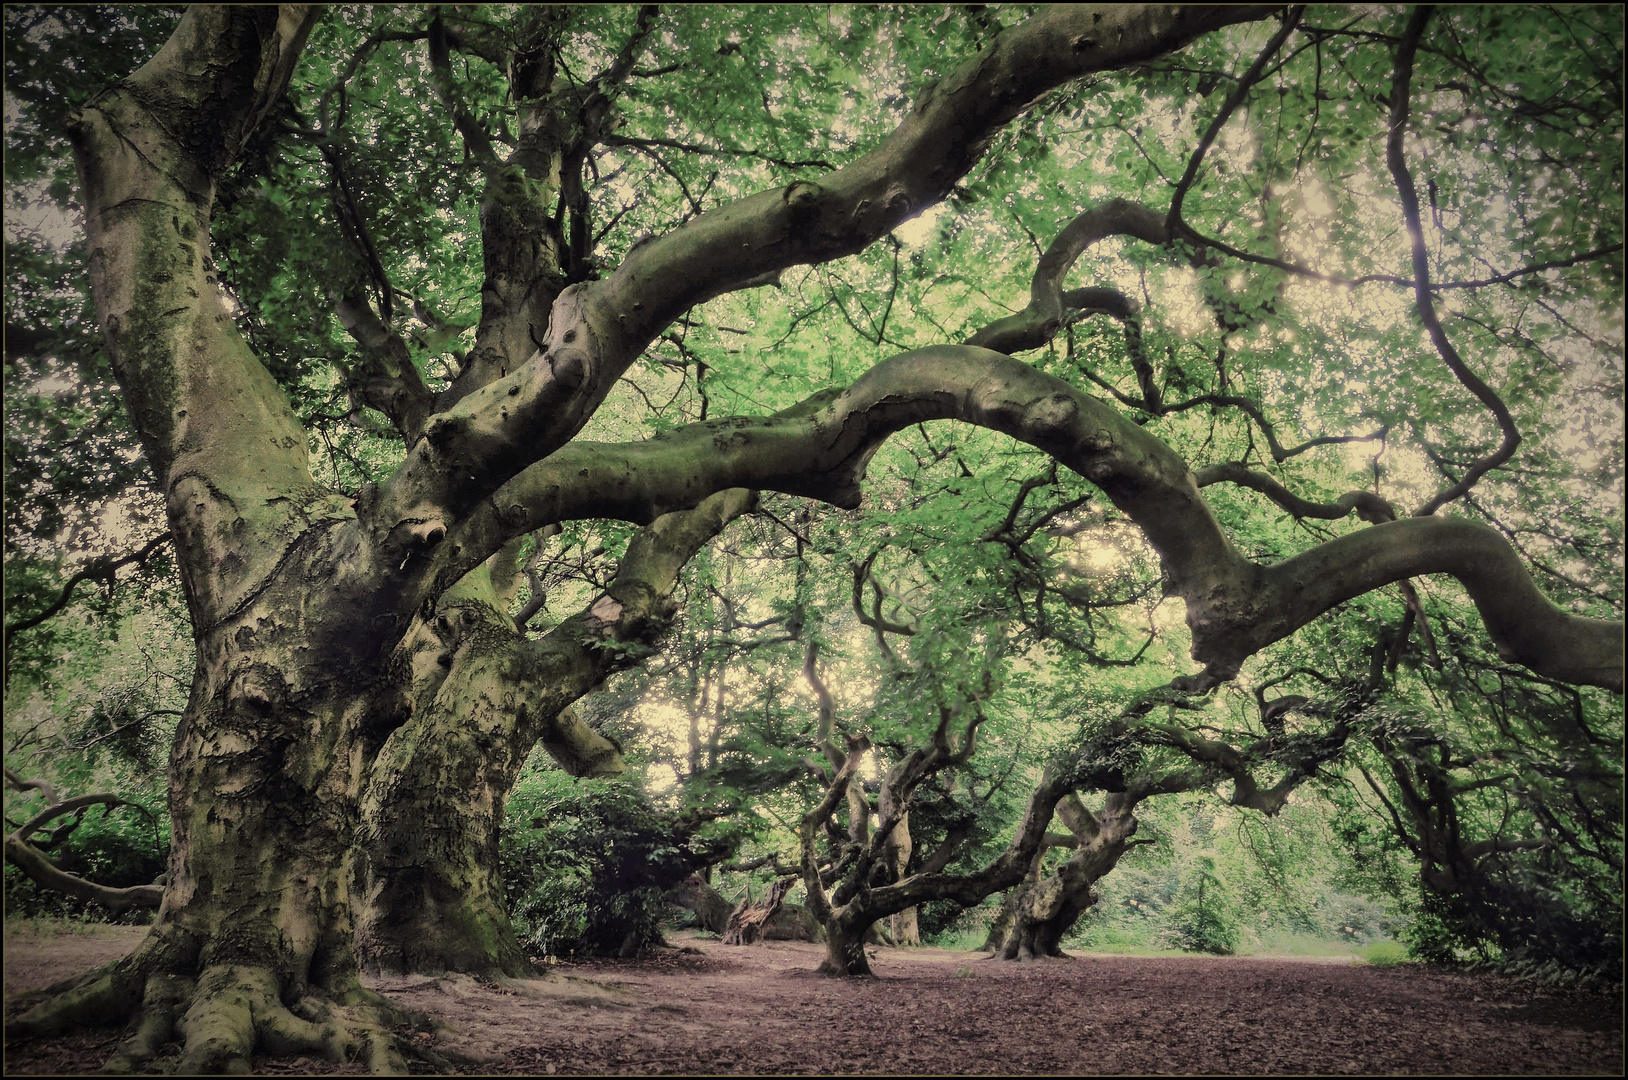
(3, 3, 1622, 1072)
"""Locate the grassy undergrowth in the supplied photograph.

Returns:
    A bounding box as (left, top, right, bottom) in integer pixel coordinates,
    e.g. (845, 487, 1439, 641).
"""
(3, 914, 149, 940)
(924, 922, 1407, 963)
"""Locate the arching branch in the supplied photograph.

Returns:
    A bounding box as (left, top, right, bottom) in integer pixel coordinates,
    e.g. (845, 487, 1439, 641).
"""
(1194, 461, 1396, 523)
(368, 5, 1280, 551)
(430, 346, 1621, 693)
(967, 200, 1172, 355)
(1383, 8, 1521, 517)
(4, 787, 163, 912)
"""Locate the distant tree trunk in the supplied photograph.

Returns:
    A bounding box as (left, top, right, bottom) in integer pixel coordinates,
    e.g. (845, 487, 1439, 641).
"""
(817, 910, 874, 977)
(800, 728, 1086, 976)
(880, 801, 919, 945)
(1003, 875, 1092, 959)
(996, 793, 1142, 960)
(889, 906, 921, 947)
(764, 903, 825, 942)
(980, 843, 1048, 952)
(723, 876, 794, 945)
(670, 873, 734, 933)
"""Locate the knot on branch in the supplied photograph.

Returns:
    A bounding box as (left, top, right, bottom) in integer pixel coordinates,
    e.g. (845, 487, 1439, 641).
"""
(423, 416, 464, 449)
(1350, 494, 1396, 524)
(585, 593, 625, 630)
(539, 288, 598, 390)
(406, 519, 447, 547)
(432, 603, 482, 646)
(783, 180, 824, 217)
(1022, 392, 1080, 434)
(232, 663, 288, 714)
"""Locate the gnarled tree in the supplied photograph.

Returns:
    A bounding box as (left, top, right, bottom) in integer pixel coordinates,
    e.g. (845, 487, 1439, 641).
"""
(5, 2, 1621, 1071)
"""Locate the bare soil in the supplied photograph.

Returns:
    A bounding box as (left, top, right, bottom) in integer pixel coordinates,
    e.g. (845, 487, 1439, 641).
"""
(4, 924, 1620, 1075)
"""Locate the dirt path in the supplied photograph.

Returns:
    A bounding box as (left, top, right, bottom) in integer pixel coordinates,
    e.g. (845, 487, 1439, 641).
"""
(4, 926, 1620, 1075)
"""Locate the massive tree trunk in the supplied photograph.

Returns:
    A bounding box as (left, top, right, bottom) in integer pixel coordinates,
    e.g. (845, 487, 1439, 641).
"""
(980, 826, 1080, 953)
(352, 587, 546, 980)
(7, 9, 429, 1071)
(354, 491, 751, 976)
(818, 910, 876, 978)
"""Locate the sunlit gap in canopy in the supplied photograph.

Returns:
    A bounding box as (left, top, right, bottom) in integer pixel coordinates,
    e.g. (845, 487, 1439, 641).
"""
(893, 204, 944, 249)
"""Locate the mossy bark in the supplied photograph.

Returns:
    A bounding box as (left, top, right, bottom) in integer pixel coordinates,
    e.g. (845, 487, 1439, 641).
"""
(816, 913, 875, 978)
(29, 9, 434, 1069)
(353, 590, 542, 979)
(995, 794, 1140, 961)
(354, 491, 752, 977)
(7, 539, 423, 1071)
(36, 0, 1622, 1068)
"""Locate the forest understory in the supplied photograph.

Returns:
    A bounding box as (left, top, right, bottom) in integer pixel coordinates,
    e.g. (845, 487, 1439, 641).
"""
(4, 924, 1619, 1076)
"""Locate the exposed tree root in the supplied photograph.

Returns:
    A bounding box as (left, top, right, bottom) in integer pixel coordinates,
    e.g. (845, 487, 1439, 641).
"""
(104, 973, 192, 1073)
(5, 956, 462, 1075)
(5, 960, 145, 1043)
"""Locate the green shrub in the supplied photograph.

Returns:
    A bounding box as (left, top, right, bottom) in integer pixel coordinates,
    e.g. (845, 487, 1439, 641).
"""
(1070, 921, 1165, 952)
(501, 770, 736, 957)
(1162, 856, 1240, 955)
(924, 927, 989, 952)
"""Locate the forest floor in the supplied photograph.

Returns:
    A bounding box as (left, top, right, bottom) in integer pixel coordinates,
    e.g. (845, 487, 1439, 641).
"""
(3, 922, 1621, 1075)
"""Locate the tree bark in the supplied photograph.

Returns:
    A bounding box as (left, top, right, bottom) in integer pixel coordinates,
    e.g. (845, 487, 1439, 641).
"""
(670, 873, 734, 934)
(26, 1, 1620, 1067)
(15, 7, 431, 1071)
(722, 877, 794, 946)
(996, 793, 1140, 961)
(817, 911, 874, 978)
(879, 787, 918, 946)
(354, 491, 752, 976)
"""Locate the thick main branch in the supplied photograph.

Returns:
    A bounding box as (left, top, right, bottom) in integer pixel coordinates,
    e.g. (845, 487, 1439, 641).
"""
(371, 5, 1278, 540)
(433, 347, 1621, 693)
